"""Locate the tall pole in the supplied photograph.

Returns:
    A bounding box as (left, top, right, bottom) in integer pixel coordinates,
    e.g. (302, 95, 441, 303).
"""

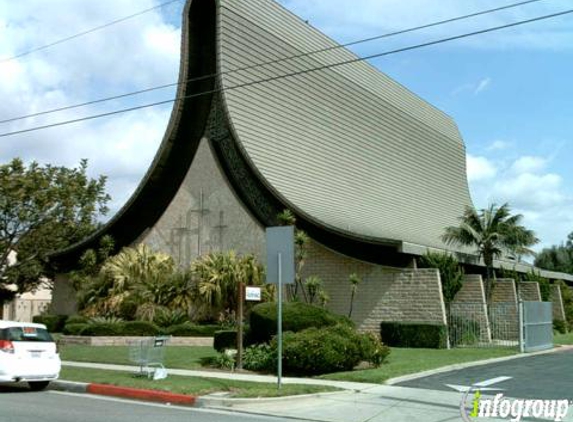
(237, 282, 245, 369)
(277, 252, 283, 390)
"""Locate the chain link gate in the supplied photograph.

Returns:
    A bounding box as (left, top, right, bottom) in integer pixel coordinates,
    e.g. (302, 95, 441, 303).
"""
(520, 301, 553, 353)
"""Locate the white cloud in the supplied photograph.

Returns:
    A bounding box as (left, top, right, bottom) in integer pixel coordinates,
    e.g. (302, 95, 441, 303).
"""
(487, 140, 512, 151)
(474, 77, 491, 95)
(466, 154, 497, 182)
(0, 0, 181, 218)
(510, 156, 548, 174)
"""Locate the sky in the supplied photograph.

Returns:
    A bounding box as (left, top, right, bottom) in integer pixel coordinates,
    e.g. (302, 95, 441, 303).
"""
(0, 0, 572, 252)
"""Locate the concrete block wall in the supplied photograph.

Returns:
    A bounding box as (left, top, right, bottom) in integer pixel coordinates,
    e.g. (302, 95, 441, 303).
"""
(551, 285, 567, 321)
(450, 274, 491, 342)
(302, 240, 447, 333)
(518, 282, 542, 302)
(489, 279, 519, 341)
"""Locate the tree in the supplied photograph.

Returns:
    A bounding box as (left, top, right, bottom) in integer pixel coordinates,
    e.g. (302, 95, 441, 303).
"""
(442, 203, 539, 299)
(0, 158, 109, 303)
(535, 232, 573, 275)
(348, 273, 362, 318)
(418, 252, 464, 304)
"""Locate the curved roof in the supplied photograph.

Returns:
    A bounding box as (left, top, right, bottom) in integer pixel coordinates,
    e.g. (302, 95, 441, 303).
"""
(217, 0, 474, 250)
(50, 0, 475, 270)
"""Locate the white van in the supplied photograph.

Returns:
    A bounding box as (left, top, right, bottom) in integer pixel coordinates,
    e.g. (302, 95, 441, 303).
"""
(0, 320, 61, 390)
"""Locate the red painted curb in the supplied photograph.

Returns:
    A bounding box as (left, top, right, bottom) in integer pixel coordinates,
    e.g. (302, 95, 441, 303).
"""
(86, 383, 197, 406)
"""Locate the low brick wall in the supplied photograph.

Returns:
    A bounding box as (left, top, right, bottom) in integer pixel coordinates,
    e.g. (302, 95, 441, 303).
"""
(301, 240, 447, 333)
(59, 336, 213, 347)
(450, 275, 491, 342)
(551, 285, 566, 321)
(518, 282, 541, 301)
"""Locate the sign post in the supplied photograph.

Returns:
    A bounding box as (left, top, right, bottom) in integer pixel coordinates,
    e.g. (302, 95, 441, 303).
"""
(237, 282, 245, 369)
(266, 226, 295, 390)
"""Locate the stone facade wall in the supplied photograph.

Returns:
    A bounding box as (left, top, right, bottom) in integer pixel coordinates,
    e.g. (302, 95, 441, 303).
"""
(140, 137, 266, 267)
(302, 240, 447, 332)
(2, 286, 52, 322)
(450, 275, 491, 342)
(551, 285, 567, 321)
(489, 279, 518, 341)
(518, 282, 542, 302)
(51, 273, 78, 316)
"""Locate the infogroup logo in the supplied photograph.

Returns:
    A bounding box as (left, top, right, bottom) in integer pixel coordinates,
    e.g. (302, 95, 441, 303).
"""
(461, 390, 570, 422)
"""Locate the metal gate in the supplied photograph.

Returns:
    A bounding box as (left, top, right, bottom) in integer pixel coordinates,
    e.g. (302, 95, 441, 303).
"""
(520, 301, 553, 353)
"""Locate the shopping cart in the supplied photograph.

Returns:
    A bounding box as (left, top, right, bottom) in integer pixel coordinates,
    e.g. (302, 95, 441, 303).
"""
(128, 336, 169, 379)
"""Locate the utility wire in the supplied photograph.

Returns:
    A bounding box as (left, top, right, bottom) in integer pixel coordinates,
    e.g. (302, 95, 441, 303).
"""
(0, 0, 182, 63)
(0, 0, 549, 125)
(1, 7, 572, 139)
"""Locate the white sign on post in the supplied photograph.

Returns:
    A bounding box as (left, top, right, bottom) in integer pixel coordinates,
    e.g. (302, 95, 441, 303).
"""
(245, 286, 262, 302)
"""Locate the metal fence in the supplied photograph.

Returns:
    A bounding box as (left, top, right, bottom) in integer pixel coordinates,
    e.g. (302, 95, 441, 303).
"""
(447, 302, 519, 349)
(521, 301, 553, 353)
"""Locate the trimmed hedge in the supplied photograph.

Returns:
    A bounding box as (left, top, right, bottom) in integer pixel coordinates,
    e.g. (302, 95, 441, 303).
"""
(165, 323, 220, 337)
(380, 322, 448, 349)
(553, 319, 568, 335)
(249, 302, 353, 344)
(270, 324, 390, 375)
(79, 322, 124, 336)
(65, 315, 89, 325)
(121, 321, 159, 336)
(214, 330, 237, 352)
(63, 323, 89, 335)
(32, 315, 68, 333)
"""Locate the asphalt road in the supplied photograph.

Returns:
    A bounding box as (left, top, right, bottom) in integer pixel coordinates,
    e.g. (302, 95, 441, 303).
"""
(397, 349, 573, 400)
(0, 387, 309, 422)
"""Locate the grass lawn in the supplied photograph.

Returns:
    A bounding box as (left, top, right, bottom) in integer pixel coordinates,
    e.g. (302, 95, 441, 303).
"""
(59, 367, 338, 398)
(59, 345, 217, 370)
(322, 347, 518, 384)
(555, 332, 573, 345)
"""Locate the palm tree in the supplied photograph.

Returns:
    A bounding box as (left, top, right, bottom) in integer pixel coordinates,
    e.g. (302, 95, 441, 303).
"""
(441, 203, 539, 299)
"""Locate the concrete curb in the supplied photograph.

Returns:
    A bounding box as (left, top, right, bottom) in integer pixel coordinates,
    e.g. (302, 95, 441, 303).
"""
(51, 380, 197, 406)
(385, 345, 573, 385)
(196, 390, 352, 408)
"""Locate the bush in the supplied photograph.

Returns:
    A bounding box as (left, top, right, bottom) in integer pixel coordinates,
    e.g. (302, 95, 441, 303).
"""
(553, 319, 568, 335)
(214, 330, 237, 352)
(153, 309, 189, 328)
(79, 322, 124, 336)
(273, 324, 388, 375)
(121, 321, 159, 336)
(66, 315, 89, 325)
(249, 302, 352, 344)
(243, 344, 276, 372)
(63, 323, 89, 335)
(165, 323, 220, 337)
(380, 322, 448, 349)
(448, 316, 481, 347)
(32, 315, 68, 333)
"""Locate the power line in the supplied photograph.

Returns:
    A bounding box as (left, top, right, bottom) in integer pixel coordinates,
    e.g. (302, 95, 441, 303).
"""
(0, 0, 182, 63)
(1, 7, 572, 139)
(0, 0, 548, 125)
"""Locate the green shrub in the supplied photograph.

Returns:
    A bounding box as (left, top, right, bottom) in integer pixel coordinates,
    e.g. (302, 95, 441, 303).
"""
(79, 322, 124, 336)
(32, 315, 68, 333)
(448, 316, 481, 347)
(249, 302, 352, 344)
(121, 321, 159, 336)
(212, 351, 236, 370)
(153, 309, 189, 328)
(214, 330, 237, 352)
(358, 332, 391, 368)
(62, 323, 89, 335)
(380, 322, 448, 349)
(243, 344, 276, 372)
(66, 315, 89, 325)
(553, 319, 568, 335)
(272, 325, 362, 375)
(165, 323, 220, 337)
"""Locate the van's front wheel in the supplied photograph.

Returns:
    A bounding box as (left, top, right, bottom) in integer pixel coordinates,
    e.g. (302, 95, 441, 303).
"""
(28, 381, 50, 391)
